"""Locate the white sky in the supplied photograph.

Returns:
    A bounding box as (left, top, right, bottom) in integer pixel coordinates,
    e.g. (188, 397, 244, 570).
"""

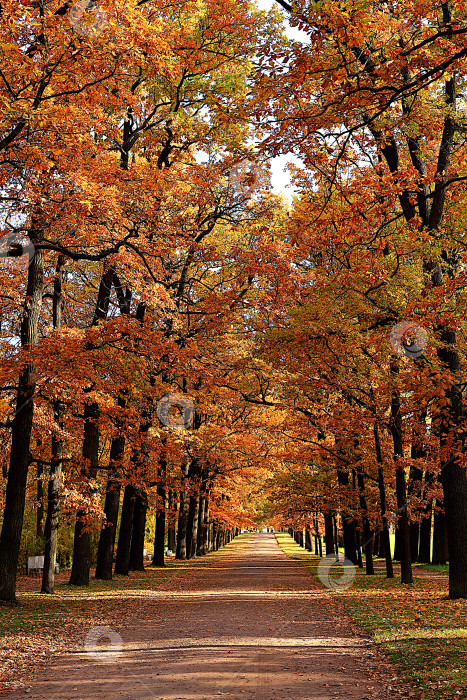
(254, 0, 308, 42)
(253, 0, 307, 201)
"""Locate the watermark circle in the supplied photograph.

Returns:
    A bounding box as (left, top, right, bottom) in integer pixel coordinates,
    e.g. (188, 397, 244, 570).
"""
(317, 554, 356, 591)
(389, 321, 428, 359)
(156, 393, 194, 430)
(0, 233, 35, 269)
(69, 0, 108, 37)
(84, 626, 122, 662)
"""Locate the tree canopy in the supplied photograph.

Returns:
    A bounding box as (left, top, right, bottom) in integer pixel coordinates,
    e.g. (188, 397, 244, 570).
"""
(1, 0, 467, 604)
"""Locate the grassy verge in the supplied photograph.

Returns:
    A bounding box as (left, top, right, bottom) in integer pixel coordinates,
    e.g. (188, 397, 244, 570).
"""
(276, 532, 467, 700)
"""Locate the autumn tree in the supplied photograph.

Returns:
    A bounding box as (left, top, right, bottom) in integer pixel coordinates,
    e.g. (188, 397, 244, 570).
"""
(0, 0, 284, 601)
(250, 0, 467, 598)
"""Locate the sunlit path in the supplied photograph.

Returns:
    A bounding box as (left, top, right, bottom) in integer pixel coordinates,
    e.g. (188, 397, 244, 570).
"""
(8, 535, 411, 700)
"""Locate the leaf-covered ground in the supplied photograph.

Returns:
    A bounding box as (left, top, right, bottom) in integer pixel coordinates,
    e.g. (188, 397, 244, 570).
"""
(276, 533, 467, 700)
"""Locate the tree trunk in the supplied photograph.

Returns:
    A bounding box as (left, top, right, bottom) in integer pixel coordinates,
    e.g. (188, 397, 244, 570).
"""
(115, 395, 151, 575)
(36, 462, 44, 539)
(0, 235, 44, 603)
(95, 389, 127, 581)
(418, 496, 432, 564)
(69, 401, 99, 586)
(207, 522, 214, 553)
(394, 528, 401, 561)
(409, 522, 420, 563)
(436, 329, 466, 595)
(152, 450, 167, 567)
(95, 477, 121, 580)
(432, 503, 448, 565)
(41, 400, 65, 594)
(314, 517, 323, 557)
(114, 484, 136, 575)
(337, 468, 357, 564)
(197, 497, 206, 556)
(69, 267, 114, 587)
(176, 466, 190, 560)
(41, 434, 62, 594)
(371, 33, 466, 597)
(69, 520, 91, 587)
(409, 421, 426, 564)
(408, 466, 424, 564)
(441, 458, 467, 597)
(378, 530, 386, 558)
(374, 419, 394, 578)
(41, 256, 66, 595)
(355, 530, 363, 568)
(305, 526, 312, 551)
(203, 501, 211, 553)
(186, 496, 200, 560)
(324, 513, 334, 556)
(373, 531, 380, 557)
(167, 489, 176, 552)
(152, 485, 166, 567)
(390, 371, 413, 584)
(394, 465, 412, 583)
(95, 274, 138, 580)
(129, 491, 147, 571)
(357, 471, 374, 575)
(333, 514, 339, 561)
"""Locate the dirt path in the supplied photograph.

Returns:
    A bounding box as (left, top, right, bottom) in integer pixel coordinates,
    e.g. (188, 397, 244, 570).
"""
(8, 534, 414, 700)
